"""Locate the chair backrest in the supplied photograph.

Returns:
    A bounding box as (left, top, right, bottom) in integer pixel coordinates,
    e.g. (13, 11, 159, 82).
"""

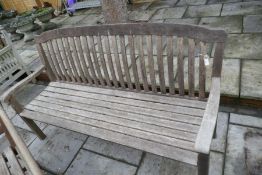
(0, 31, 30, 94)
(35, 23, 227, 100)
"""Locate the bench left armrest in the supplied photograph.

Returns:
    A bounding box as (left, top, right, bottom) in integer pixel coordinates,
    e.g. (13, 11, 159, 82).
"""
(194, 77, 221, 154)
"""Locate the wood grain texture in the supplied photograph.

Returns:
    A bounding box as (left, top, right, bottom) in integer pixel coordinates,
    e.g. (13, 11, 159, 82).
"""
(167, 36, 175, 95)
(146, 35, 157, 92)
(156, 36, 166, 94)
(199, 42, 206, 99)
(188, 39, 195, 97)
(4, 147, 24, 175)
(177, 37, 184, 96)
(0, 155, 10, 175)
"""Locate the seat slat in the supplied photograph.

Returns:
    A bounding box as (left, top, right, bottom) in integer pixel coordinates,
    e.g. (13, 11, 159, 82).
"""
(49, 82, 206, 109)
(44, 86, 204, 116)
(20, 110, 198, 165)
(39, 91, 202, 125)
(0, 155, 10, 175)
(31, 97, 199, 140)
(3, 147, 24, 175)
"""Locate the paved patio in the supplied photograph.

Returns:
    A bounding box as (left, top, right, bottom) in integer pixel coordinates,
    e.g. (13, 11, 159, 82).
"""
(0, 0, 262, 174)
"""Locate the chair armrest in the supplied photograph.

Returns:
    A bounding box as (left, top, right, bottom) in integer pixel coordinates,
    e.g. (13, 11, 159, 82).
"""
(0, 106, 43, 175)
(1, 65, 45, 104)
(194, 77, 221, 154)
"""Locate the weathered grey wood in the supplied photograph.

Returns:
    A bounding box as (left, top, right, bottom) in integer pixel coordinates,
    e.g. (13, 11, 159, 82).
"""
(111, 35, 125, 88)
(52, 39, 70, 82)
(104, 35, 118, 87)
(146, 35, 157, 92)
(39, 91, 202, 125)
(120, 35, 133, 90)
(0, 155, 10, 175)
(156, 36, 166, 94)
(63, 37, 82, 82)
(177, 37, 184, 96)
(44, 86, 205, 116)
(167, 36, 175, 95)
(128, 35, 140, 91)
(74, 37, 92, 84)
(138, 36, 149, 92)
(199, 42, 206, 99)
(20, 109, 198, 165)
(198, 153, 209, 175)
(81, 36, 99, 85)
(42, 43, 59, 80)
(188, 39, 195, 97)
(96, 35, 111, 86)
(195, 77, 221, 154)
(35, 23, 227, 44)
(212, 43, 225, 77)
(4, 147, 24, 175)
(49, 82, 206, 109)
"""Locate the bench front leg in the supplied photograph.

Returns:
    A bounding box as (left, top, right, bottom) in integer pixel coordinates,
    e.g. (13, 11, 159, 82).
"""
(198, 153, 209, 175)
(10, 96, 46, 140)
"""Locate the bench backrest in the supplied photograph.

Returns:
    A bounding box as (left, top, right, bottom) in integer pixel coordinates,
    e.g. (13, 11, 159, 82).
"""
(35, 23, 227, 99)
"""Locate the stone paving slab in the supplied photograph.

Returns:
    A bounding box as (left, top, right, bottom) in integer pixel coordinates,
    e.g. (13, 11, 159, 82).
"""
(241, 60, 262, 99)
(224, 125, 262, 175)
(129, 9, 157, 21)
(164, 18, 199, 24)
(65, 149, 137, 175)
(243, 15, 262, 33)
(62, 15, 87, 26)
(29, 125, 87, 174)
(209, 152, 224, 175)
(208, 0, 242, 4)
(224, 34, 262, 59)
(230, 113, 262, 129)
(148, 0, 178, 10)
(137, 153, 197, 175)
(151, 7, 187, 20)
(221, 1, 262, 16)
(184, 4, 222, 17)
(83, 136, 143, 166)
(77, 14, 104, 25)
(211, 112, 229, 153)
(199, 16, 243, 33)
(11, 114, 47, 131)
(177, 0, 207, 6)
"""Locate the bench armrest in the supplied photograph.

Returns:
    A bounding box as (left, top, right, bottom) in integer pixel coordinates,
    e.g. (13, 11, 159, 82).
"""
(194, 77, 221, 154)
(1, 65, 45, 104)
(0, 106, 43, 175)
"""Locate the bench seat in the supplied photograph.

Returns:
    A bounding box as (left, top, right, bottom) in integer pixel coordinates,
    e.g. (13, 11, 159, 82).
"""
(20, 82, 206, 165)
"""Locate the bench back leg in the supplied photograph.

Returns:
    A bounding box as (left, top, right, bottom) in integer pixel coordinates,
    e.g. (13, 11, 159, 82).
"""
(198, 153, 209, 175)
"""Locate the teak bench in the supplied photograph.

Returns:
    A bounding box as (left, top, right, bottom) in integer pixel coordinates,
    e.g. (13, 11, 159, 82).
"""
(2, 23, 227, 175)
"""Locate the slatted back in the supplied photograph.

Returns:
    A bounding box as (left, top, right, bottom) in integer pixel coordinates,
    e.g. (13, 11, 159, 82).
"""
(0, 31, 30, 93)
(35, 23, 227, 99)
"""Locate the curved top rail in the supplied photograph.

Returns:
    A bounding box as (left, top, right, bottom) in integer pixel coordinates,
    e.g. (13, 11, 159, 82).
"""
(35, 23, 227, 43)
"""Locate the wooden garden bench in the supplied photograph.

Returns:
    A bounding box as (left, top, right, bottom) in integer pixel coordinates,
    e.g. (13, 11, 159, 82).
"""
(0, 107, 42, 175)
(1, 23, 227, 175)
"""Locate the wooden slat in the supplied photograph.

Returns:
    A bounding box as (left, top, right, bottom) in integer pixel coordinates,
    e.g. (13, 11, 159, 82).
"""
(47, 41, 65, 81)
(156, 35, 166, 94)
(188, 39, 195, 97)
(44, 86, 205, 116)
(56, 38, 76, 82)
(177, 37, 184, 96)
(32, 96, 199, 137)
(81, 36, 99, 85)
(63, 38, 82, 82)
(138, 35, 149, 91)
(75, 37, 93, 84)
(111, 35, 125, 88)
(212, 42, 225, 77)
(128, 35, 140, 91)
(195, 77, 220, 154)
(104, 35, 119, 87)
(20, 110, 198, 165)
(119, 35, 133, 90)
(42, 43, 59, 80)
(167, 36, 175, 95)
(52, 39, 70, 82)
(146, 35, 157, 92)
(0, 155, 10, 175)
(49, 82, 206, 109)
(4, 147, 24, 175)
(199, 42, 206, 99)
(40, 91, 202, 125)
(96, 35, 111, 86)
(89, 36, 105, 85)
(69, 37, 87, 84)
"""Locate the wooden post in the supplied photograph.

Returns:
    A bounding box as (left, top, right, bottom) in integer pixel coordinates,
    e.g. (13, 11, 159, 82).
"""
(101, 0, 128, 24)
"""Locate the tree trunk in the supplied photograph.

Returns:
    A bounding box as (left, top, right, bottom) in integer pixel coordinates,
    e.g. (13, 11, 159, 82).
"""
(101, 0, 128, 24)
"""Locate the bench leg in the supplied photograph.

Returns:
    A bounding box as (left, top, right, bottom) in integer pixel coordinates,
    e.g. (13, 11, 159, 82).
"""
(21, 117, 46, 140)
(198, 153, 209, 175)
(0, 118, 16, 148)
